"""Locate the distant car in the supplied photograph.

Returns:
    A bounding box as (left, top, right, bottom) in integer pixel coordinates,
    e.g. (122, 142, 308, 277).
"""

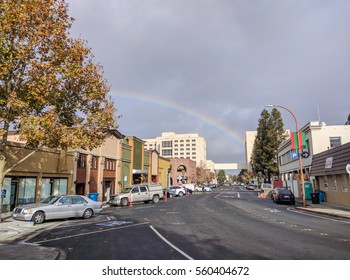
(195, 185, 212, 192)
(163, 188, 175, 198)
(260, 183, 273, 190)
(169, 186, 187, 197)
(271, 189, 295, 205)
(246, 184, 256, 190)
(183, 187, 193, 194)
(12, 195, 103, 224)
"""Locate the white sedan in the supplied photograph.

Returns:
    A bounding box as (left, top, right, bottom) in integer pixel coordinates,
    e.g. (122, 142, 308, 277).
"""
(12, 195, 103, 224)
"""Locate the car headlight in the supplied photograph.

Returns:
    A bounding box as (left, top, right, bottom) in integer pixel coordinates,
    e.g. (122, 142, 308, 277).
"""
(22, 209, 34, 214)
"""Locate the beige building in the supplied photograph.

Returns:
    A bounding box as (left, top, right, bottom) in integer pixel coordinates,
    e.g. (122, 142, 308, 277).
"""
(245, 131, 257, 172)
(143, 132, 207, 167)
(277, 121, 350, 196)
(2, 142, 75, 212)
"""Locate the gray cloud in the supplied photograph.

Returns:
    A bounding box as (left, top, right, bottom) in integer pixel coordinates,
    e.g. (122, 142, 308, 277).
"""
(67, 0, 350, 163)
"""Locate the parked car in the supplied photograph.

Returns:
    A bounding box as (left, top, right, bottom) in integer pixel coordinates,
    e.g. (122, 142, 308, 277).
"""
(12, 195, 103, 224)
(183, 187, 193, 194)
(163, 188, 175, 198)
(260, 183, 273, 191)
(271, 189, 295, 205)
(169, 186, 187, 197)
(195, 185, 212, 192)
(246, 184, 256, 190)
(108, 184, 164, 206)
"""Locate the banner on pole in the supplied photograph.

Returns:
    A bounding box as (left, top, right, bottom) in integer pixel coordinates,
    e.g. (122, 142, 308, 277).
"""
(290, 131, 306, 150)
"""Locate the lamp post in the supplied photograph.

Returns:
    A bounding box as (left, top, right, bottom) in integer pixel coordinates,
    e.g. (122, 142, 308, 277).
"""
(265, 104, 307, 208)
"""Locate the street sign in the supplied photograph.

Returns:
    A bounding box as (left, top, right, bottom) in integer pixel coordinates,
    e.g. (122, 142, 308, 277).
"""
(291, 151, 299, 160)
(1, 189, 6, 198)
(302, 151, 310, 158)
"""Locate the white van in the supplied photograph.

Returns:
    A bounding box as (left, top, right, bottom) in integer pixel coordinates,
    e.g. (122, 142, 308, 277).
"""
(182, 183, 195, 191)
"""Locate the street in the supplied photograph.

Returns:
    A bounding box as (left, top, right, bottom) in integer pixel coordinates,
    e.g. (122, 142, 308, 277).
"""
(26, 186, 350, 260)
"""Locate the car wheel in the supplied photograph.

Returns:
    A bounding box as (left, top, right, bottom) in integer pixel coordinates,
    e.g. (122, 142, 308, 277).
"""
(32, 212, 45, 224)
(121, 198, 129, 206)
(152, 195, 159, 203)
(178, 191, 183, 197)
(82, 208, 93, 219)
(170, 193, 174, 198)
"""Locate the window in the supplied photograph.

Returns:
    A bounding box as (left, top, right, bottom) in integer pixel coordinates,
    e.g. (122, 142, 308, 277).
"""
(330, 137, 341, 148)
(18, 178, 36, 204)
(59, 196, 70, 205)
(324, 176, 329, 190)
(332, 175, 337, 191)
(77, 154, 87, 168)
(53, 178, 68, 195)
(140, 186, 147, 192)
(91, 157, 98, 169)
(342, 175, 348, 192)
(162, 141, 172, 147)
(104, 159, 116, 171)
(162, 149, 172, 156)
(72, 196, 86, 205)
(41, 178, 68, 199)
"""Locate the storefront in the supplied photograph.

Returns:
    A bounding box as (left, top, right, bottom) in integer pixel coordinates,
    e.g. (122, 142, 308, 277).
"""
(1, 142, 75, 213)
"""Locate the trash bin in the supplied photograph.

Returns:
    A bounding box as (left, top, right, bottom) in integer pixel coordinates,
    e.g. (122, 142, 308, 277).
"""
(316, 190, 326, 202)
(310, 192, 320, 204)
(89, 192, 98, 201)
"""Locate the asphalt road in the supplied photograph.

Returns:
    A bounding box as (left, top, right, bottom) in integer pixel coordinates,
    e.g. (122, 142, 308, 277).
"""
(26, 186, 350, 260)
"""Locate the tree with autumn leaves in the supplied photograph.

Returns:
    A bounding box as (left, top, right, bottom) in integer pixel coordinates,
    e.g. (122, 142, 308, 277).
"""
(0, 1, 118, 198)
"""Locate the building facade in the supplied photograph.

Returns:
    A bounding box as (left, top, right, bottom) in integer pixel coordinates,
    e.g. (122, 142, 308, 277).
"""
(277, 121, 350, 196)
(2, 142, 75, 213)
(73, 130, 124, 202)
(169, 158, 197, 186)
(143, 132, 207, 167)
(311, 142, 350, 207)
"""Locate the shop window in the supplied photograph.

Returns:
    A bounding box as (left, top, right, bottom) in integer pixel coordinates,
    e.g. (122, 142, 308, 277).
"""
(342, 175, 348, 192)
(41, 178, 68, 200)
(323, 176, 329, 190)
(332, 175, 337, 191)
(18, 178, 37, 204)
(53, 178, 68, 195)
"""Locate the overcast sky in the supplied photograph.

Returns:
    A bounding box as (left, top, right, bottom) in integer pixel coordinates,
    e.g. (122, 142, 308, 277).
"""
(66, 0, 350, 164)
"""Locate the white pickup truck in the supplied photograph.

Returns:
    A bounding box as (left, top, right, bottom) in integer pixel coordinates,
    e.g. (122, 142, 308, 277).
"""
(108, 184, 164, 206)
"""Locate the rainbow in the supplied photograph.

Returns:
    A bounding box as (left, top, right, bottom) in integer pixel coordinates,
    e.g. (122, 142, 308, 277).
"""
(111, 89, 245, 145)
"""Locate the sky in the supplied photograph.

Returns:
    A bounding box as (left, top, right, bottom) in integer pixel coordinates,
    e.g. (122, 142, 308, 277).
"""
(66, 0, 350, 164)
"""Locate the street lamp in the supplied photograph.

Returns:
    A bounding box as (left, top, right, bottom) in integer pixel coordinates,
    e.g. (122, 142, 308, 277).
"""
(265, 104, 307, 208)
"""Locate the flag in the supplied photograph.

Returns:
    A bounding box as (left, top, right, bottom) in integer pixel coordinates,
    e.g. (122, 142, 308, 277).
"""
(290, 131, 306, 150)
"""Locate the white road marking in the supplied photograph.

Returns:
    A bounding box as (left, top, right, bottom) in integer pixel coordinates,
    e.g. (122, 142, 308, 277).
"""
(149, 225, 194, 260)
(32, 221, 150, 244)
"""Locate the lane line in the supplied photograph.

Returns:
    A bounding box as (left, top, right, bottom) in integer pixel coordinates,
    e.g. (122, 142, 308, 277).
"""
(149, 225, 194, 260)
(32, 222, 149, 244)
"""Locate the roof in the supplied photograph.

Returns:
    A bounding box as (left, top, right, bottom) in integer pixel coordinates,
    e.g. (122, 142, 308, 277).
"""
(311, 142, 350, 176)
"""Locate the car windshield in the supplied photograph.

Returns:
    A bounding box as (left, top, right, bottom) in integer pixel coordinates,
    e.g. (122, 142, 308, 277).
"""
(40, 196, 61, 204)
(121, 188, 132, 193)
(279, 190, 292, 195)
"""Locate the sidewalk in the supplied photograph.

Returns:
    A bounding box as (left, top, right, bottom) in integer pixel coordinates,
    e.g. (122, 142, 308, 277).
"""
(0, 200, 349, 260)
(295, 199, 350, 220)
(0, 212, 65, 260)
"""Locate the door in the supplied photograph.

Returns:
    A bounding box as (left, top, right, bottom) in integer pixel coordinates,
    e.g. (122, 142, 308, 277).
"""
(131, 187, 141, 203)
(10, 182, 17, 211)
(103, 181, 111, 202)
(139, 185, 150, 201)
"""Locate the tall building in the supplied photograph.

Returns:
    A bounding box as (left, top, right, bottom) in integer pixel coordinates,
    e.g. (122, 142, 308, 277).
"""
(143, 132, 207, 166)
